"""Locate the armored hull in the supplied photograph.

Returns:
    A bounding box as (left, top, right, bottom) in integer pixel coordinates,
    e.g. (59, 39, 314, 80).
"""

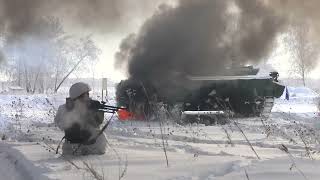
(116, 67, 286, 124)
(183, 75, 284, 116)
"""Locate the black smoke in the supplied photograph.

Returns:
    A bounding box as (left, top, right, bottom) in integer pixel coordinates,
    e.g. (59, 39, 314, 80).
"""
(0, 0, 127, 62)
(116, 0, 287, 77)
(115, 0, 287, 101)
(0, 0, 163, 42)
(0, 0, 168, 64)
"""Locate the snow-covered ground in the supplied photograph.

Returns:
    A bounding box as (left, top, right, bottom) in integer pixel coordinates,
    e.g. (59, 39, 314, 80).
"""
(0, 86, 320, 180)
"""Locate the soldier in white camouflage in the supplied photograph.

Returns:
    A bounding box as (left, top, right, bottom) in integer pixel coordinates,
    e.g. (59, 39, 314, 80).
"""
(54, 82, 106, 155)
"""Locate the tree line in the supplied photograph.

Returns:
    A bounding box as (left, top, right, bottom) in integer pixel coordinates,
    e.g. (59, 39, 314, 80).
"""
(0, 16, 100, 93)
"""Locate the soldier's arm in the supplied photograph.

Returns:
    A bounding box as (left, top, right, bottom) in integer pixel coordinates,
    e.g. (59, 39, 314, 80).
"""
(54, 105, 64, 130)
(86, 110, 104, 127)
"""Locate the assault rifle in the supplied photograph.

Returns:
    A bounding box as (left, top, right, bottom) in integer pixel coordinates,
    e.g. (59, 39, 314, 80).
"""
(66, 98, 126, 113)
(88, 100, 127, 113)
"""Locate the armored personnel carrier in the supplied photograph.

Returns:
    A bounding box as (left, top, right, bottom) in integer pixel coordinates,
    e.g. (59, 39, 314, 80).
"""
(116, 66, 285, 125)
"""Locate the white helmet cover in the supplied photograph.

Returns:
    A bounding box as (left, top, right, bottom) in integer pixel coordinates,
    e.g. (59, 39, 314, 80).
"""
(69, 82, 91, 99)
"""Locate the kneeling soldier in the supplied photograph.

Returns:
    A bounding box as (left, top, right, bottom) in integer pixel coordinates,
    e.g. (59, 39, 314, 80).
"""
(54, 82, 106, 155)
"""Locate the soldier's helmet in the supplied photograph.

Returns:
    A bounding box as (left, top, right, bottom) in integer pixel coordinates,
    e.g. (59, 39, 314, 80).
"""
(69, 82, 91, 99)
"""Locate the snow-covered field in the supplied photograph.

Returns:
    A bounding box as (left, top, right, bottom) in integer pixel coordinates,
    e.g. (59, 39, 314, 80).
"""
(0, 86, 320, 180)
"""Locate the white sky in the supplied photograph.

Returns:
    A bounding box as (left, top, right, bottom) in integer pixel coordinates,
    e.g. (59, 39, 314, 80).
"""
(267, 36, 320, 79)
(93, 35, 127, 81)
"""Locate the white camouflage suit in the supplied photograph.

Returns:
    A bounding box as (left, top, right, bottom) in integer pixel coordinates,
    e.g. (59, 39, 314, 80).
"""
(54, 98, 107, 155)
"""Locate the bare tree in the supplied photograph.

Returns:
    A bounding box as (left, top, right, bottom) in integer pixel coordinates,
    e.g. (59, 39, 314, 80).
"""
(285, 22, 319, 86)
(52, 37, 66, 89)
(2, 16, 100, 94)
(2, 16, 65, 93)
(54, 36, 101, 93)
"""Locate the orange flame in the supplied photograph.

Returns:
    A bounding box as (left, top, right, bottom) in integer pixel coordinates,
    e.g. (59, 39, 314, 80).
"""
(117, 109, 146, 121)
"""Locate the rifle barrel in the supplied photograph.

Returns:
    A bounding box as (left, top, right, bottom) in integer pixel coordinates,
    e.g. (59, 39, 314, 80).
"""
(90, 100, 127, 113)
(102, 105, 126, 110)
(97, 105, 127, 114)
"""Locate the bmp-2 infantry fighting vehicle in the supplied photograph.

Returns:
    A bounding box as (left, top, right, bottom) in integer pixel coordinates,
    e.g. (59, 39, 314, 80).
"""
(116, 66, 286, 125)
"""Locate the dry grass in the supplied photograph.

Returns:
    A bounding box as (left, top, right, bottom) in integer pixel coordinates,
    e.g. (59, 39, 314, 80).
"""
(279, 144, 308, 180)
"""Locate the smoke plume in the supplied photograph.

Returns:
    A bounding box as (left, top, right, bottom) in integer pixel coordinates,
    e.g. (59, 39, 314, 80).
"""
(270, 0, 320, 42)
(116, 0, 287, 78)
(0, 51, 4, 63)
(115, 0, 289, 100)
(0, 0, 167, 43)
(0, 0, 170, 64)
(115, 0, 320, 102)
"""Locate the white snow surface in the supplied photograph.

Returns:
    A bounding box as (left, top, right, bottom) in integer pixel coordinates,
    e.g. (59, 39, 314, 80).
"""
(0, 86, 320, 180)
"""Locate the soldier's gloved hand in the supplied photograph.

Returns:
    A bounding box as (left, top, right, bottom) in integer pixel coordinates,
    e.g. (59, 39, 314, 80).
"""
(88, 100, 105, 111)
